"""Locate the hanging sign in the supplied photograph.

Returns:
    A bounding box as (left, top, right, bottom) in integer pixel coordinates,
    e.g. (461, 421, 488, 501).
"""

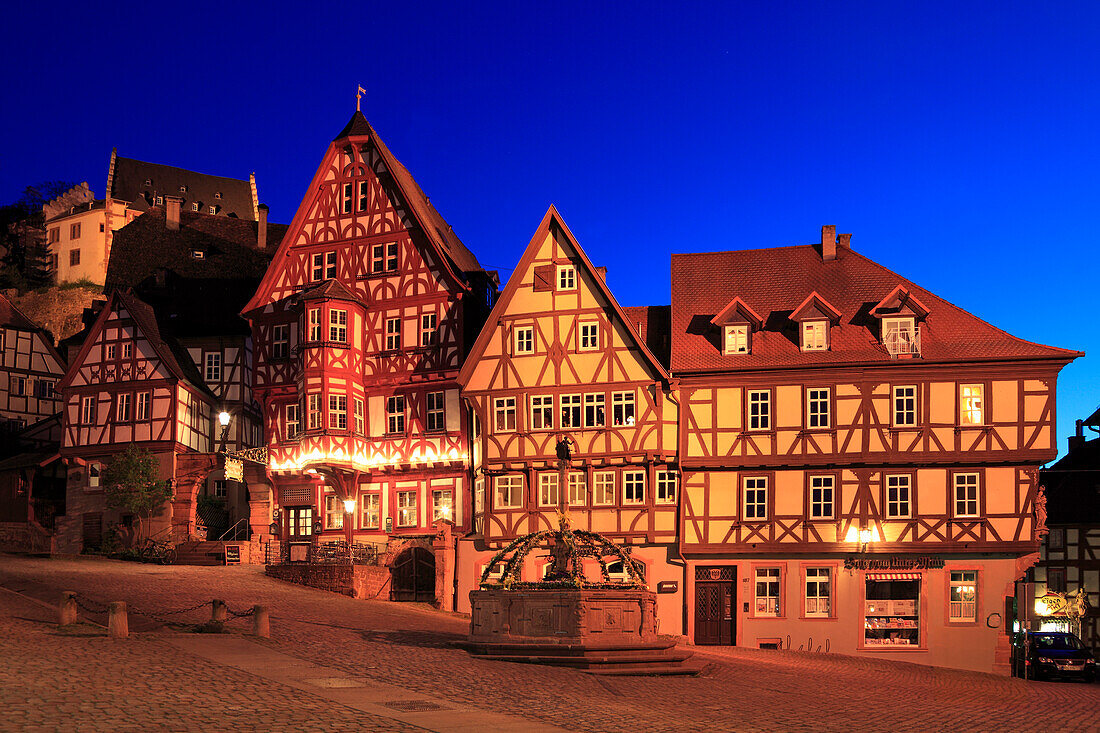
(224, 456, 244, 482)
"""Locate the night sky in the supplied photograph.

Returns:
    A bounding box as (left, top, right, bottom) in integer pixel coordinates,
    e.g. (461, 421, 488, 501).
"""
(4, 2, 1098, 454)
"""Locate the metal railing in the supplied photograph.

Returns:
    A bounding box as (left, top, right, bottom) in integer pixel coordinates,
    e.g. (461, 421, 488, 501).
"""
(218, 518, 251, 542)
(884, 326, 921, 357)
(265, 539, 386, 566)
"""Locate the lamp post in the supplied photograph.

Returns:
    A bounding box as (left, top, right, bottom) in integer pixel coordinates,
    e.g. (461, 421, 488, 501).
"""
(342, 497, 356, 549)
(218, 410, 231, 450)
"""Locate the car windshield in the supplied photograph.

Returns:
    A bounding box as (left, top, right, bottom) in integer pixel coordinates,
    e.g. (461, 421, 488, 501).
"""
(1033, 634, 1085, 651)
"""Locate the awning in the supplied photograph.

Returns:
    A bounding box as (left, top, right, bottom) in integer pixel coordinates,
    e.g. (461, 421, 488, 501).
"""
(867, 572, 922, 580)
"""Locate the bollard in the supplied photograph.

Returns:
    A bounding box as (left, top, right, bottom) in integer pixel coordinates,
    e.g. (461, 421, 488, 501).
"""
(211, 599, 227, 623)
(108, 602, 128, 639)
(59, 591, 78, 626)
(252, 605, 270, 638)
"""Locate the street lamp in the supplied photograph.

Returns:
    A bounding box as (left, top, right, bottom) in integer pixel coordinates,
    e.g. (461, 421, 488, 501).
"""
(342, 497, 356, 548)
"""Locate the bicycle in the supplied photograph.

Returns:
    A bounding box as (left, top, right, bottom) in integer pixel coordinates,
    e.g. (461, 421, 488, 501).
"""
(138, 536, 177, 565)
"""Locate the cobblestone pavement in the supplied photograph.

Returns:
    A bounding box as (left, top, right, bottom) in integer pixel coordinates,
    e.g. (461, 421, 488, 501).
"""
(2, 555, 1099, 733)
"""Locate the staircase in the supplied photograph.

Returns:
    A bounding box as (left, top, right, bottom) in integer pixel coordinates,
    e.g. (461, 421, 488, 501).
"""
(175, 540, 230, 566)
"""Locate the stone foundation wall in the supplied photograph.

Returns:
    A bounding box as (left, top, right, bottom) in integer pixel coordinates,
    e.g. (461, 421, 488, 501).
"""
(0, 521, 54, 554)
(265, 563, 391, 599)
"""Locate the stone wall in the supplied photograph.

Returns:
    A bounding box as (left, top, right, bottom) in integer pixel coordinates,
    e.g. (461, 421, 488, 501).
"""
(9, 286, 103, 345)
(265, 563, 391, 599)
(0, 521, 54, 554)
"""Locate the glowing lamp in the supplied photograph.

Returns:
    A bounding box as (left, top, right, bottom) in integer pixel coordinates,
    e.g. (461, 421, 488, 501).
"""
(441, 503, 452, 518)
(342, 498, 357, 514)
(218, 411, 231, 427)
(1035, 598, 1049, 616)
(858, 527, 874, 545)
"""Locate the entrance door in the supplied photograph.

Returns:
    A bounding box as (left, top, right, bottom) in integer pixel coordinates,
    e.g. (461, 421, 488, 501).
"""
(695, 566, 736, 645)
(390, 547, 436, 602)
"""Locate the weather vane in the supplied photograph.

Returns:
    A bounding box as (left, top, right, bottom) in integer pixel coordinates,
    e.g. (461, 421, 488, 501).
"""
(356, 85, 366, 112)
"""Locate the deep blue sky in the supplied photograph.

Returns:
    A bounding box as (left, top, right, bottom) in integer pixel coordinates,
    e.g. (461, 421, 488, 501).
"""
(4, 2, 1097, 457)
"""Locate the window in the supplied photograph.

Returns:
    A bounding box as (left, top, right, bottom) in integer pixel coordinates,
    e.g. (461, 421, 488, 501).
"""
(70, 223, 81, 239)
(328, 394, 347, 429)
(474, 479, 485, 514)
(136, 391, 150, 421)
(70, 249, 80, 266)
(807, 388, 830, 429)
(326, 251, 337, 279)
(386, 395, 406, 434)
(371, 242, 398, 273)
(48, 227, 59, 243)
(755, 568, 781, 616)
(329, 309, 347, 342)
(432, 489, 453, 521)
(612, 391, 636, 427)
(272, 325, 289, 359)
(513, 326, 534, 355)
(307, 394, 322, 430)
(425, 391, 445, 432)
(538, 473, 560, 507)
(191, 202, 200, 212)
(420, 312, 437, 347)
(312, 253, 324, 281)
(885, 475, 911, 519)
(557, 265, 576, 290)
(99, 223, 104, 232)
(357, 181, 368, 212)
(744, 477, 768, 520)
(560, 394, 581, 429)
(1048, 528, 1065, 550)
(325, 495, 345, 529)
(213, 480, 227, 498)
(494, 396, 516, 432)
(11, 376, 26, 396)
(342, 183, 353, 214)
(191, 249, 206, 260)
(606, 559, 642, 583)
(155, 195, 163, 205)
(578, 321, 599, 351)
(960, 384, 984, 426)
(81, 395, 96, 424)
(593, 471, 616, 505)
(747, 390, 771, 431)
(286, 403, 300, 438)
(116, 393, 132, 422)
(893, 385, 917, 427)
(106, 344, 117, 361)
(215, 192, 222, 200)
(954, 473, 979, 517)
(949, 571, 977, 622)
(805, 568, 831, 617)
(178, 185, 187, 193)
(530, 395, 554, 430)
(584, 393, 605, 427)
(724, 325, 749, 354)
(568, 473, 587, 506)
(656, 471, 677, 504)
(883, 316, 919, 356)
(309, 308, 321, 341)
(360, 494, 380, 529)
(204, 353, 221, 382)
(385, 318, 401, 351)
(122, 342, 132, 359)
(354, 399, 364, 434)
(397, 490, 417, 527)
(88, 463, 100, 488)
(623, 470, 645, 504)
(801, 320, 827, 351)
(495, 475, 523, 509)
(1048, 567, 1066, 593)
(809, 476, 834, 519)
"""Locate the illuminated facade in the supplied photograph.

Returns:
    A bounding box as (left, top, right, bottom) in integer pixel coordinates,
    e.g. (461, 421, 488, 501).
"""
(0, 293, 65, 433)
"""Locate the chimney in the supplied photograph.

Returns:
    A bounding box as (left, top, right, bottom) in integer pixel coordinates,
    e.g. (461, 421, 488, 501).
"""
(838, 232, 852, 250)
(821, 225, 836, 261)
(1068, 419, 1085, 452)
(165, 195, 181, 231)
(595, 266, 607, 281)
(257, 204, 269, 250)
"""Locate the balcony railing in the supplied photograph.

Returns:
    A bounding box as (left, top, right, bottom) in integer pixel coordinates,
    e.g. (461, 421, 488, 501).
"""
(884, 326, 921, 357)
(265, 539, 386, 566)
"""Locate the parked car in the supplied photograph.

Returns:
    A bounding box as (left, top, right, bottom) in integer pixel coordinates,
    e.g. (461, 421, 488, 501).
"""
(1012, 631, 1096, 682)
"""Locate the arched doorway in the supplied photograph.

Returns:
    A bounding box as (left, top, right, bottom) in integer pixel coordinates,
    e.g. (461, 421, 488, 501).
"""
(390, 547, 436, 602)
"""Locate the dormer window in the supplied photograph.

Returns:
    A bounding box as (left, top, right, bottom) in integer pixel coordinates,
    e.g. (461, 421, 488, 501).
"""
(791, 292, 841, 354)
(155, 195, 163, 205)
(178, 185, 187, 193)
(214, 192, 222, 199)
(882, 316, 919, 356)
(723, 325, 749, 354)
(191, 249, 205, 260)
(144, 179, 152, 186)
(801, 321, 828, 351)
(208, 206, 216, 215)
(871, 285, 929, 358)
(191, 202, 200, 212)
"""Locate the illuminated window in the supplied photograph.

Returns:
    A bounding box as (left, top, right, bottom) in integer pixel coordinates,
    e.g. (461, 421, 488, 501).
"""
(308, 309, 321, 341)
(329, 309, 347, 342)
(360, 493, 380, 529)
(723, 325, 748, 354)
(208, 206, 217, 215)
(513, 326, 534, 355)
(885, 475, 911, 518)
(949, 571, 977, 621)
(204, 353, 221, 382)
(325, 494, 344, 529)
(354, 399, 364, 434)
(432, 489, 453, 521)
(311, 253, 324, 281)
(272, 324, 289, 359)
(806, 388, 830, 429)
(342, 183, 353, 214)
(801, 320, 827, 351)
(593, 471, 616, 505)
(191, 202, 199, 212)
(371, 242, 398, 273)
(81, 395, 96, 424)
(386, 395, 405, 434)
(893, 385, 917, 427)
(954, 473, 979, 517)
(122, 343, 132, 359)
(136, 392, 150, 421)
(560, 394, 581, 428)
(612, 391, 635, 426)
(809, 476, 834, 519)
(357, 180, 368, 212)
(656, 470, 677, 504)
(584, 393, 605, 428)
(747, 390, 770, 431)
(285, 403, 299, 438)
(307, 394, 322, 430)
(623, 470, 645, 504)
(495, 475, 523, 509)
(755, 568, 781, 616)
(530, 395, 553, 430)
(420, 312, 437, 347)
(385, 317, 401, 350)
(426, 391, 445, 432)
(578, 321, 599, 351)
(88, 463, 100, 488)
(568, 473, 587, 506)
(328, 394, 347, 429)
(116, 393, 131, 422)
(538, 473, 560, 507)
(494, 396, 516, 432)
(397, 490, 417, 527)
(557, 265, 576, 290)
(805, 568, 831, 617)
(325, 251, 337, 279)
(743, 477, 768, 520)
(960, 384, 984, 426)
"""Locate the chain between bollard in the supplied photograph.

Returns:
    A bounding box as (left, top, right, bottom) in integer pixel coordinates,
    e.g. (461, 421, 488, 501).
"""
(226, 604, 256, 618)
(72, 595, 110, 614)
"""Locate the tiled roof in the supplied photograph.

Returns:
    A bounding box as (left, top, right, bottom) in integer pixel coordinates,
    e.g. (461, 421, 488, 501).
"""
(1041, 436, 1100, 524)
(43, 199, 106, 225)
(622, 305, 671, 371)
(110, 155, 256, 220)
(114, 291, 213, 398)
(0, 292, 43, 332)
(299, 279, 361, 304)
(670, 241, 1081, 372)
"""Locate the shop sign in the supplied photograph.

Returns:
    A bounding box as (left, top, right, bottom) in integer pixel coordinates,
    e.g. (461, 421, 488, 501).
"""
(843, 555, 945, 571)
(657, 581, 678, 594)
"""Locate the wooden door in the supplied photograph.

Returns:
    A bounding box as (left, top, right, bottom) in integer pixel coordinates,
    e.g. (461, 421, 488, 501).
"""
(695, 566, 736, 645)
(390, 547, 436, 602)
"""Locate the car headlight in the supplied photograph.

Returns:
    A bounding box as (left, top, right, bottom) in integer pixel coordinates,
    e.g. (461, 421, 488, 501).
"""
(1038, 657, 1055, 664)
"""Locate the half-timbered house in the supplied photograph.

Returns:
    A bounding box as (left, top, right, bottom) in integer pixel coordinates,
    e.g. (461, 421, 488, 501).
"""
(0, 292, 65, 436)
(669, 225, 1080, 673)
(455, 207, 682, 628)
(243, 110, 495, 603)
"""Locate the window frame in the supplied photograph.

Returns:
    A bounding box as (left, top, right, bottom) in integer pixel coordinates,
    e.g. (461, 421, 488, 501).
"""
(959, 383, 985, 427)
(805, 387, 831, 430)
(723, 324, 749, 355)
(557, 264, 576, 291)
(742, 476, 769, 521)
(494, 396, 517, 433)
(386, 395, 406, 435)
(952, 472, 981, 518)
(494, 475, 524, 510)
(801, 320, 828, 351)
(892, 385, 918, 427)
(513, 325, 534, 355)
(807, 474, 835, 520)
(578, 321, 599, 351)
(425, 391, 445, 433)
(622, 470, 646, 505)
(329, 309, 348, 343)
(883, 474, 913, 520)
(530, 395, 554, 431)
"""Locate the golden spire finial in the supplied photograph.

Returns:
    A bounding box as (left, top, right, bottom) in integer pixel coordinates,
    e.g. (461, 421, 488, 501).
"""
(356, 85, 366, 112)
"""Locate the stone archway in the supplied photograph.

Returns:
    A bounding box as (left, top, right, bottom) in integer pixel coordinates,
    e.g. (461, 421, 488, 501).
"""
(170, 454, 219, 543)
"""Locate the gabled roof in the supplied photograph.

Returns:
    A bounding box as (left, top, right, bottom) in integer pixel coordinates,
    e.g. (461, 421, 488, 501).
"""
(710, 296, 764, 329)
(244, 111, 483, 314)
(108, 152, 257, 220)
(670, 239, 1082, 372)
(871, 284, 930, 319)
(298, 278, 362, 304)
(0, 292, 66, 368)
(790, 291, 843, 324)
(622, 305, 671, 371)
(459, 206, 670, 387)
